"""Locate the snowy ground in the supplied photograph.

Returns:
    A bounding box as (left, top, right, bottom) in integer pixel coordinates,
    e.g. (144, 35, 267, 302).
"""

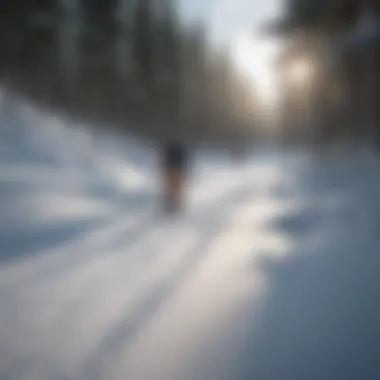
(1, 90, 380, 380)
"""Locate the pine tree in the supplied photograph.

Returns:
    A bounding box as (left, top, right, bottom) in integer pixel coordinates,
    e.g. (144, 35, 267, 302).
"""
(133, 0, 154, 86)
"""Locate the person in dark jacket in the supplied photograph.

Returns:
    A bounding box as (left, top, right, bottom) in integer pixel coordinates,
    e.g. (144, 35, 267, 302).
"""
(161, 141, 188, 213)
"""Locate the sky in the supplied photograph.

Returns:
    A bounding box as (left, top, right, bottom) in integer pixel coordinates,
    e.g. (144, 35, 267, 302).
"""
(177, 0, 285, 113)
(177, 0, 284, 45)
(177, 0, 284, 108)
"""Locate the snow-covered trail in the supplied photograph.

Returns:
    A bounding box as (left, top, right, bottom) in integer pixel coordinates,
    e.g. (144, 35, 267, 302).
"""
(0, 154, 286, 379)
(1, 92, 380, 379)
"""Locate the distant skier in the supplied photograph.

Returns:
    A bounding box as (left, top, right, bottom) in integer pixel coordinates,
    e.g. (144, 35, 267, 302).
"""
(161, 141, 188, 213)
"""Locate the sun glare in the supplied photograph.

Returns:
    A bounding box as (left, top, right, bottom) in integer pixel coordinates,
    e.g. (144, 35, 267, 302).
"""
(287, 58, 315, 87)
(232, 35, 281, 108)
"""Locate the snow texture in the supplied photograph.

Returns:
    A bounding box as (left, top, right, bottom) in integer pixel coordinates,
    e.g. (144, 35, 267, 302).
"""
(0, 87, 380, 380)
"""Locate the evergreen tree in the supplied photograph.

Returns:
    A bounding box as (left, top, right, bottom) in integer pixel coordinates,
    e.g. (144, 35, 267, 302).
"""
(133, 0, 154, 86)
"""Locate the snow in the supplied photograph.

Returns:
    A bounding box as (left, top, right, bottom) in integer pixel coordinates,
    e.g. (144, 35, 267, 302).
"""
(1, 88, 380, 379)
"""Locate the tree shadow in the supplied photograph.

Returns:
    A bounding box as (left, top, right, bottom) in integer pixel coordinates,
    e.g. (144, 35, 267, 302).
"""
(0, 173, 157, 267)
(0, 217, 107, 266)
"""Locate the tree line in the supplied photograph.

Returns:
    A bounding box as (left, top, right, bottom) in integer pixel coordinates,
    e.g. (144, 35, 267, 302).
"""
(0, 0, 260, 145)
(268, 0, 380, 146)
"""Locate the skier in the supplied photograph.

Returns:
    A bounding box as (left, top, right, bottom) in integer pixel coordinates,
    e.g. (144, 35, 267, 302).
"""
(161, 140, 188, 213)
